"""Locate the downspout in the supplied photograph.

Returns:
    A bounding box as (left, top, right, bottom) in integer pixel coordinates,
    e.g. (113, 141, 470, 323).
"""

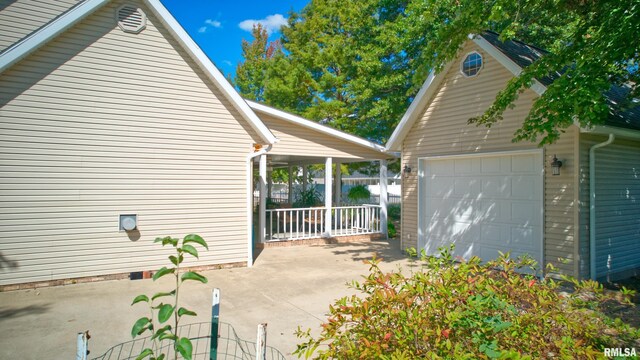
(589, 134, 614, 280)
(246, 144, 272, 267)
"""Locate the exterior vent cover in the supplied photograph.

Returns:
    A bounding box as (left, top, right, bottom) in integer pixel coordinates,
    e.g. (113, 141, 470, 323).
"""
(116, 5, 146, 33)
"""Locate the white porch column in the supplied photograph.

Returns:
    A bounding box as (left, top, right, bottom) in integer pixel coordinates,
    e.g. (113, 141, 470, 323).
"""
(380, 159, 388, 238)
(259, 155, 267, 243)
(324, 157, 333, 237)
(287, 165, 293, 204)
(334, 162, 341, 206)
(267, 168, 273, 200)
(302, 166, 308, 192)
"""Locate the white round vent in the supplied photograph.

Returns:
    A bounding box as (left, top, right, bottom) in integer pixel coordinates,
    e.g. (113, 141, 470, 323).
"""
(116, 5, 146, 34)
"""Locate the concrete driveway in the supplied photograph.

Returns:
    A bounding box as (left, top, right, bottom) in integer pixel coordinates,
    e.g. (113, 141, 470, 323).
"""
(0, 240, 415, 359)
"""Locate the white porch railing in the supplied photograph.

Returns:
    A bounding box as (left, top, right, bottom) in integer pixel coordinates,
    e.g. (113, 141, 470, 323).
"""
(265, 205, 381, 241)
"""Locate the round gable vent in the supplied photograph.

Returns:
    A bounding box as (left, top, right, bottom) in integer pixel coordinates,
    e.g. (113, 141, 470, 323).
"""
(116, 5, 146, 34)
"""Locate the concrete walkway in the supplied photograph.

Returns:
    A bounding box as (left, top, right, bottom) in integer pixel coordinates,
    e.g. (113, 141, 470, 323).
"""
(0, 240, 416, 359)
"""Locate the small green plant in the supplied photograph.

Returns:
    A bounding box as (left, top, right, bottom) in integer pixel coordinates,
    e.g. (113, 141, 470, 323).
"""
(387, 222, 397, 238)
(295, 246, 640, 359)
(347, 185, 370, 203)
(387, 204, 401, 221)
(131, 234, 209, 360)
(294, 187, 322, 208)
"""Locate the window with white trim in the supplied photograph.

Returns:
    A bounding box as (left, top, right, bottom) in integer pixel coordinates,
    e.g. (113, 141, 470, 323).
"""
(461, 52, 483, 77)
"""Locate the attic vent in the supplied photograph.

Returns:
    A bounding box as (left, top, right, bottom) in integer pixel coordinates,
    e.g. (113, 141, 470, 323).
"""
(116, 5, 146, 33)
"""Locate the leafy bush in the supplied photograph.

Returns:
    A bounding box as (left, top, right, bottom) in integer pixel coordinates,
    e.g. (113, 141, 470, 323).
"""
(388, 204, 401, 221)
(387, 222, 397, 238)
(131, 234, 209, 360)
(294, 187, 322, 208)
(347, 185, 371, 203)
(295, 246, 639, 359)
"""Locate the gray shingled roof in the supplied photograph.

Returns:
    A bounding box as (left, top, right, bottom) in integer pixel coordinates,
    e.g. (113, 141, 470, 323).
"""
(479, 31, 640, 132)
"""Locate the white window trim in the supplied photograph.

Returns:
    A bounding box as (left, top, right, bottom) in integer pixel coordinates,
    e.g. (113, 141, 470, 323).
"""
(460, 51, 483, 78)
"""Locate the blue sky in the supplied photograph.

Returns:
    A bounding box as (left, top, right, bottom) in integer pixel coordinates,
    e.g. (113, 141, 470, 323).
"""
(161, 0, 308, 78)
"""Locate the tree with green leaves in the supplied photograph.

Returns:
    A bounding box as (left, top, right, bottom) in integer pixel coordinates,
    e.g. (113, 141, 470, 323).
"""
(390, 0, 639, 145)
(235, 24, 283, 102)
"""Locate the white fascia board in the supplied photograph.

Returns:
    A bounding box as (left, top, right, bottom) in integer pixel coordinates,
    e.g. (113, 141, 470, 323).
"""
(472, 36, 547, 96)
(580, 125, 640, 140)
(0, 0, 110, 74)
(143, 0, 276, 144)
(246, 100, 389, 153)
(385, 63, 452, 152)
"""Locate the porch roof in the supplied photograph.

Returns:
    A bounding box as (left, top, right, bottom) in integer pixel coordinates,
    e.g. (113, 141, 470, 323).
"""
(248, 101, 394, 164)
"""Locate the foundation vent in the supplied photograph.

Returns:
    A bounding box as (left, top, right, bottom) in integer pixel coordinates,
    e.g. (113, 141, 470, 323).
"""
(116, 5, 146, 33)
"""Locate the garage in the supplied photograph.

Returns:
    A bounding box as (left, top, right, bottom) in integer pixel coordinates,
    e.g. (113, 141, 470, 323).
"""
(418, 150, 543, 266)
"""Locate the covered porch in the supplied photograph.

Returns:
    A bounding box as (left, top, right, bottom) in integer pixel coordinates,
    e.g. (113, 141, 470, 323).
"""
(247, 101, 395, 249)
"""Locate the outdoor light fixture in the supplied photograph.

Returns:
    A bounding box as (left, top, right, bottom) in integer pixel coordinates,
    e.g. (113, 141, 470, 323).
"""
(403, 165, 412, 174)
(551, 155, 563, 176)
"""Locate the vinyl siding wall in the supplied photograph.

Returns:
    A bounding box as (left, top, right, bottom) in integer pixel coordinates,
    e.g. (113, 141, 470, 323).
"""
(578, 134, 640, 280)
(258, 112, 385, 160)
(0, 0, 260, 285)
(401, 42, 579, 276)
(0, 0, 80, 52)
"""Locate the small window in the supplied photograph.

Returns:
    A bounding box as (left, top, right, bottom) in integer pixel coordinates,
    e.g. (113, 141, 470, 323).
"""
(461, 52, 483, 77)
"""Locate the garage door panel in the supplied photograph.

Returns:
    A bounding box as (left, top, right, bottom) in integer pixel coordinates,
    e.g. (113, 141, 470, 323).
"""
(480, 157, 502, 173)
(511, 176, 540, 200)
(454, 178, 481, 196)
(481, 176, 512, 198)
(420, 151, 543, 266)
(511, 154, 536, 173)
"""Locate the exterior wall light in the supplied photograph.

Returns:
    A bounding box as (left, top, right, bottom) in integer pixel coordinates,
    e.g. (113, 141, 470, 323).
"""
(403, 165, 412, 174)
(551, 155, 563, 176)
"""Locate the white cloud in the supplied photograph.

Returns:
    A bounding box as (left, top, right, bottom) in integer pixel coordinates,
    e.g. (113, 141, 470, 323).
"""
(238, 14, 288, 34)
(223, 60, 233, 67)
(198, 26, 207, 33)
(205, 19, 222, 28)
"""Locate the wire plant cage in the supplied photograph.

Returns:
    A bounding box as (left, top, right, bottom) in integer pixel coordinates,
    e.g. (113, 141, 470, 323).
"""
(91, 321, 286, 360)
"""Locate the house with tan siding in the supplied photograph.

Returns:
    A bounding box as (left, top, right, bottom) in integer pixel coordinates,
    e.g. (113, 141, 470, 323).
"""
(0, 0, 391, 289)
(386, 32, 640, 281)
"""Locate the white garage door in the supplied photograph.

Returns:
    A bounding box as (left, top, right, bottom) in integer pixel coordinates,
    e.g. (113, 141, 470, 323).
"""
(419, 151, 543, 266)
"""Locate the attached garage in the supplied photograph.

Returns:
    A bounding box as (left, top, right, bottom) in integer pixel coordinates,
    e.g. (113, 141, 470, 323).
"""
(418, 150, 543, 266)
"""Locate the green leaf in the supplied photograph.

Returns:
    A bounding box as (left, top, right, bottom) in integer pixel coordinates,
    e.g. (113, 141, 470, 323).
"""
(177, 307, 197, 317)
(156, 355, 165, 360)
(176, 337, 194, 360)
(131, 317, 151, 338)
(151, 325, 172, 340)
(154, 236, 178, 247)
(181, 244, 199, 259)
(151, 290, 176, 301)
(134, 348, 154, 360)
(131, 294, 149, 305)
(169, 255, 183, 266)
(158, 304, 174, 323)
(183, 234, 208, 250)
(152, 266, 175, 281)
(181, 271, 208, 284)
(159, 332, 177, 341)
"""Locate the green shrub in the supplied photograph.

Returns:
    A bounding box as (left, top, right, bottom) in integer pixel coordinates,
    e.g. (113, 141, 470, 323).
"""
(347, 185, 371, 203)
(294, 187, 322, 208)
(294, 246, 639, 359)
(387, 222, 397, 238)
(388, 204, 401, 221)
